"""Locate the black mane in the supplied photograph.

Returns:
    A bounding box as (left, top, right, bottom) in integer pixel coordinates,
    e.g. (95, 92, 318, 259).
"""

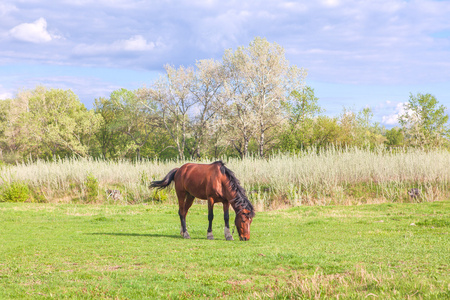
(213, 161, 255, 218)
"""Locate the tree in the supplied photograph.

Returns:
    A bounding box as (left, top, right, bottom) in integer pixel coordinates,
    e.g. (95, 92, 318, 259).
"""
(221, 49, 257, 158)
(94, 97, 120, 158)
(337, 107, 385, 148)
(221, 37, 307, 157)
(3, 89, 33, 158)
(384, 127, 404, 147)
(188, 59, 224, 159)
(106, 88, 160, 160)
(150, 65, 197, 160)
(9, 86, 101, 159)
(280, 86, 322, 151)
(399, 93, 449, 147)
(310, 116, 341, 148)
(0, 99, 11, 160)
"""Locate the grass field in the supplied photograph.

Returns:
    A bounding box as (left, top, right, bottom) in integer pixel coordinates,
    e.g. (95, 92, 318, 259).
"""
(1, 201, 449, 299)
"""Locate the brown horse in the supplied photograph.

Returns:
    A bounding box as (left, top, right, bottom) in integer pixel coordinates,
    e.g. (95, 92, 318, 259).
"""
(150, 161, 255, 241)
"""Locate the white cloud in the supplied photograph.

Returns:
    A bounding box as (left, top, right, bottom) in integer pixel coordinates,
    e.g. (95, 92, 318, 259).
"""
(321, 0, 340, 7)
(116, 35, 155, 51)
(0, 3, 17, 16)
(9, 18, 56, 43)
(381, 102, 406, 126)
(382, 114, 400, 126)
(74, 35, 156, 56)
(66, 0, 142, 9)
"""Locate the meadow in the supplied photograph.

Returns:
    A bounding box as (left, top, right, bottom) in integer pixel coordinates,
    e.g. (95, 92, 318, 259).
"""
(1, 147, 449, 207)
(0, 201, 449, 299)
(1, 149, 449, 298)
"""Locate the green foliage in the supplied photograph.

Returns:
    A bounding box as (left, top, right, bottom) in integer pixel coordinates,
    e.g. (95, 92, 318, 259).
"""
(279, 86, 323, 151)
(84, 173, 99, 202)
(150, 189, 168, 202)
(288, 87, 322, 123)
(337, 107, 386, 148)
(29, 188, 47, 203)
(0, 181, 30, 202)
(3, 86, 102, 160)
(384, 127, 404, 147)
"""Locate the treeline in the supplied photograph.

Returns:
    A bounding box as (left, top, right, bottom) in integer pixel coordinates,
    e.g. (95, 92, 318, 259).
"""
(0, 38, 449, 162)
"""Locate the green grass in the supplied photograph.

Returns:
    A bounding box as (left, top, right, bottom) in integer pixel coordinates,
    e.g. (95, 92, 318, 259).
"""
(1, 201, 449, 299)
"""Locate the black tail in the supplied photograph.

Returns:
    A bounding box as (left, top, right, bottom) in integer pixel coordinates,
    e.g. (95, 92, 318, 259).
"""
(150, 168, 179, 190)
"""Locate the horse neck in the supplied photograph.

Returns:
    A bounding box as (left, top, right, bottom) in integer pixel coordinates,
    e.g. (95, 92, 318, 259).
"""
(220, 172, 250, 215)
(228, 191, 249, 216)
(229, 197, 241, 215)
(222, 185, 241, 214)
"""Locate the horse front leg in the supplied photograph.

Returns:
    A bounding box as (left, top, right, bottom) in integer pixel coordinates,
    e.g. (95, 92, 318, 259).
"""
(223, 202, 234, 241)
(207, 199, 214, 240)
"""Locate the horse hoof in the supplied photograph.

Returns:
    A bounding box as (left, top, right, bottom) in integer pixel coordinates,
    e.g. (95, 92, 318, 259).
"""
(224, 227, 234, 241)
(207, 232, 214, 240)
(183, 232, 191, 239)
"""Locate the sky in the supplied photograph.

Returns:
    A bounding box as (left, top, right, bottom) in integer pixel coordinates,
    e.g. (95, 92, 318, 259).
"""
(1, 0, 450, 127)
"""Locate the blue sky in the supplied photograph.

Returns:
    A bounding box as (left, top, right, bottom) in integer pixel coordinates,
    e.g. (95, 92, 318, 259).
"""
(1, 0, 449, 127)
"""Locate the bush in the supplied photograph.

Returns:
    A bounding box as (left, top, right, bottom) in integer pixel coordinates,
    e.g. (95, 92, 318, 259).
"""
(151, 189, 168, 203)
(0, 181, 30, 202)
(84, 173, 99, 202)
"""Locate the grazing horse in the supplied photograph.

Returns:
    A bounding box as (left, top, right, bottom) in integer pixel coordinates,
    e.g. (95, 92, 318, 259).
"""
(150, 161, 255, 241)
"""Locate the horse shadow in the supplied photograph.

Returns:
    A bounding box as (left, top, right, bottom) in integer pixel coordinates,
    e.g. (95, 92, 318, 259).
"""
(88, 232, 203, 240)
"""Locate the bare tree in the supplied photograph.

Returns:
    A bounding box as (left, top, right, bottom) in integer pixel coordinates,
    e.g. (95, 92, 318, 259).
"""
(151, 65, 197, 160)
(221, 48, 258, 158)
(221, 37, 307, 157)
(188, 59, 225, 158)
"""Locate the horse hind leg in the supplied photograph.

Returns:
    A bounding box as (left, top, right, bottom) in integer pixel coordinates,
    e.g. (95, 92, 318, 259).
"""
(178, 210, 190, 239)
(177, 191, 194, 239)
(207, 198, 214, 240)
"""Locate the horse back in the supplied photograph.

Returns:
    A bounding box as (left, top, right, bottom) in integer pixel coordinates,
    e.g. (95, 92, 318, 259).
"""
(174, 162, 230, 201)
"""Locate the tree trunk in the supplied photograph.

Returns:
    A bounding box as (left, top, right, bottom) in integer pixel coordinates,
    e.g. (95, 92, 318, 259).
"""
(136, 147, 141, 161)
(243, 138, 249, 158)
(259, 127, 264, 157)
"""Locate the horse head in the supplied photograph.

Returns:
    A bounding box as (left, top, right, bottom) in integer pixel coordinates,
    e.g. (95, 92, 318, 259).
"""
(235, 209, 253, 241)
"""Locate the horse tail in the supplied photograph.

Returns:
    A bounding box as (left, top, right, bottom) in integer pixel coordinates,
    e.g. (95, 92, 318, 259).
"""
(150, 168, 179, 190)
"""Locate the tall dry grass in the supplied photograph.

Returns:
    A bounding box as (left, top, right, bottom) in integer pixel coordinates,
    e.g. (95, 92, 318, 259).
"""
(1, 147, 449, 208)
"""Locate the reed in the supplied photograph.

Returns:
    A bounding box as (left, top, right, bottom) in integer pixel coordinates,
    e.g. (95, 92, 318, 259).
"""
(1, 147, 449, 208)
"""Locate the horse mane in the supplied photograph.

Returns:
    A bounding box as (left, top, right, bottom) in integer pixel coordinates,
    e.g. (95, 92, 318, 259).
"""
(213, 161, 255, 218)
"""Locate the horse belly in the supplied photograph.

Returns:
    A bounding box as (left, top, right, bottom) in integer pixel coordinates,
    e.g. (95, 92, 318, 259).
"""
(178, 163, 225, 201)
(185, 182, 223, 201)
